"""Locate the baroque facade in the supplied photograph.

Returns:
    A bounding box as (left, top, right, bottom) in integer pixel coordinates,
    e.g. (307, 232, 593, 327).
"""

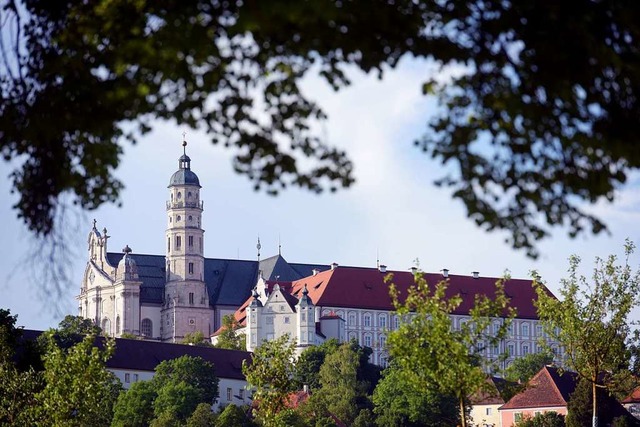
(78, 142, 561, 366)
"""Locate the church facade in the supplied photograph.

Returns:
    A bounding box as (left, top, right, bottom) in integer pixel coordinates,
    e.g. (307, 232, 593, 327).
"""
(77, 142, 561, 366)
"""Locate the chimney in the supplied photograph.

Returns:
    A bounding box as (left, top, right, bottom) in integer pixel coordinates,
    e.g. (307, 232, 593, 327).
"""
(441, 268, 449, 278)
(472, 271, 479, 279)
(378, 264, 387, 273)
(331, 262, 338, 270)
(312, 269, 319, 276)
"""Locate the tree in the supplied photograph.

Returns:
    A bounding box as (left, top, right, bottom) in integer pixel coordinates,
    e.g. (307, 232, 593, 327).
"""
(372, 364, 459, 427)
(182, 331, 214, 348)
(387, 272, 515, 427)
(153, 355, 219, 407)
(153, 381, 202, 422)
(44, 314, 103, 349)
(186, 403, 218, 427)
(3, 2, 640, 258)
(242, 334, 297, 425)
(505, 351, 555, 384)
(534, 241, 640, 427)
(111, 380, 157, 427)
(33, 332, 121, 426)
(215, 404, 254, 427)
(565, 378, 638, 427)
(214, 315, 245, 351)
(516, 412, 565, 427)
(308, 343, 367, 425)
(294, 338, 341, 391)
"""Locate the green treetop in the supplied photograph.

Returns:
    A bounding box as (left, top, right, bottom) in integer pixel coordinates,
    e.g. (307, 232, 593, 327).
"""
(534, 240, 640, 427)
(387, 271, 515, 427)
(242, 334, 297, 426)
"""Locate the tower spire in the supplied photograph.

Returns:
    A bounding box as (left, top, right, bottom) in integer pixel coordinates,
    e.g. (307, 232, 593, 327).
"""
(182, 131, 187, 156)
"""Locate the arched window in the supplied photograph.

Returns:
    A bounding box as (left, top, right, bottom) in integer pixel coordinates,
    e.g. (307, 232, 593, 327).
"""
(177, 192, 182, 199)
(188, 191, 192, 199)
(116, 316, 121, 335)
(363, 334, 372, 348)
(379, 314, 387, 329)
(141, 319, 153, 337)
(379, 335, 386, 349)
(102, 318, 111, 336)
(363, 313, 372, 327)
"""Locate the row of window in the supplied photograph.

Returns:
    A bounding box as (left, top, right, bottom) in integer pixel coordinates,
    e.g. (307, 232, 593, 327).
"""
(170, 190, 197, 201)
(167, 235, 202, 252)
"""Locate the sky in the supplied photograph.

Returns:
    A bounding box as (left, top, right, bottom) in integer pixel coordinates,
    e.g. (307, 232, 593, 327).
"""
(2, 58, 640, 331)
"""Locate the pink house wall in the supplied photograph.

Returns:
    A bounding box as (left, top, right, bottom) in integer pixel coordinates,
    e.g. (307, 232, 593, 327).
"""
(500, 407, 567, 427)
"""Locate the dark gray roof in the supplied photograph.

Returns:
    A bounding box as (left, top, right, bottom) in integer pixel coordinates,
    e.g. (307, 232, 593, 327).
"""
(109, 337, 250, 380)
(106, 253, 328, 308)
(21, 330, 250, 380)
(169, 168, 200, 187)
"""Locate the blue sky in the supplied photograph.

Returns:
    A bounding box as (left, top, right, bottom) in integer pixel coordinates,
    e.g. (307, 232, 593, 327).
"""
(2, 58, 639, 330)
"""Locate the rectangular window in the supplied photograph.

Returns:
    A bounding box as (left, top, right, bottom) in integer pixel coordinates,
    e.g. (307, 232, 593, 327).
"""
(176, 235, 181, 249)
(522, 324, 529, 336)
(239, 389, 244, 400)
(189, 293, 194, 305)
(486, 408, 492, 415)
(125, 373, 130, 383)
(227, 388, 232, 401)
(394, 316, 400, 330)
(364, 315, 371, 327)
(284, 317, 290, 324)
(188, 262, 194, 274)
(349, 314, 356, 326)
(508, 344, 515, 357)
(188, 236, 193, 247)
(133, 374, 139, 382)
(167, 237, 170, 252)
(364, 335, 372, 347)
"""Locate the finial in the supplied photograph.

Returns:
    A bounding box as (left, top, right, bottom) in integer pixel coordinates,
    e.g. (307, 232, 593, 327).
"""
(182, 131, 187, 155)
(257, 237, 261, 261)
(278, 234, 281, 256)
(123, 245, 132, 254)
(92, 218, 97, 229)
(275, 275, 280, 283)
(302, 284, 309, 295)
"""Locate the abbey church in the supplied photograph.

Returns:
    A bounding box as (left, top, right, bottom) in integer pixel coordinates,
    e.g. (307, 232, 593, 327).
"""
(77, 141, 560, 366)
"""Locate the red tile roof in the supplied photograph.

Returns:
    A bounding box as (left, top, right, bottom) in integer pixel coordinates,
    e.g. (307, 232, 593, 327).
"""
(500, 366, 577, 410)
(622, 386, 640, 404)
(229, 267, 554, 326)
(290, 267, 548, 318)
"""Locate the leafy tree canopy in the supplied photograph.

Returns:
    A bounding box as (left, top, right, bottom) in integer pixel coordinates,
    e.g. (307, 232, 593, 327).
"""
(372, 363, 459, 427)
(534, 240, 640, 426)
(112, 380, 157, 427)
(214, 404, 255, 427)
(242, 334, 297, 425)
(505, 351, 555, 384)
(182, 331, 214, 348)
(307, 343, 369, 426)
(153, 355, 219, 406)
(214, 315, 245, 351)
(33, 332, 121, 427)
(3, 1, 640, 257)
(44, 314, 103, 350)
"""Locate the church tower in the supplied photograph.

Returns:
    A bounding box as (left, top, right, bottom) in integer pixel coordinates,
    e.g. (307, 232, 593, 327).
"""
(161, 139, 214, 342)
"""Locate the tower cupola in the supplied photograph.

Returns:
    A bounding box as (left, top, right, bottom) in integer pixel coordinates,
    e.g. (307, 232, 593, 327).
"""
(169, 140, 201, 187)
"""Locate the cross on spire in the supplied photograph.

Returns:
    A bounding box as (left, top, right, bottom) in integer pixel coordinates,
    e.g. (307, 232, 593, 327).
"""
(182, 132, 187, 155)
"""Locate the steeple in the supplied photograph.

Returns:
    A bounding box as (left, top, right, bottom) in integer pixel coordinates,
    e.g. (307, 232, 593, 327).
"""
(162, 136, 212, 342)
